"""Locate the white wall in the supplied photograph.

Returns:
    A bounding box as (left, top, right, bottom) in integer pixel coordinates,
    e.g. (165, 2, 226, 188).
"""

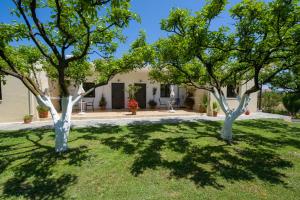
(193, 80, 258, 114)
(51, 69, 258, 113)
(81, 69, 186, 109)
(0, 76, 38, 122)
(193, 89, 208, 111)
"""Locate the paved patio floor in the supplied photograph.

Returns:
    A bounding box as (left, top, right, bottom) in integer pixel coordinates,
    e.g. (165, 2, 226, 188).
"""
(71, 109, 199, 119)
(0, 111, 289, 131)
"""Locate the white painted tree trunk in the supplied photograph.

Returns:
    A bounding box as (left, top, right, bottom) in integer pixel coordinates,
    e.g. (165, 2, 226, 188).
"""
(212, 89, 251, 142)
(221, 115, 234, 141)
(37, 95, 75, 153)
(54, 96, 73, 152)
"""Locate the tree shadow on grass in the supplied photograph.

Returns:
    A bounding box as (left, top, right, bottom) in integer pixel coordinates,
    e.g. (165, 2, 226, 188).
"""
(0, 119, 297, 195)
(235, 119, 300, 135)
(0, 129, 90, 200)
(93, 122, 170, 155)
(130, 139, 292, 189)
(71, 124, 124, 141)
(234, 120, 300, 149)
(98, 120, 295, 189)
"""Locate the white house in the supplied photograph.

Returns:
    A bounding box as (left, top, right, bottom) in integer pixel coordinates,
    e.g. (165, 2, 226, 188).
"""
(0, 68, 258, 122)
(58, 68, 187, 111)
(58, 68, 258, 113)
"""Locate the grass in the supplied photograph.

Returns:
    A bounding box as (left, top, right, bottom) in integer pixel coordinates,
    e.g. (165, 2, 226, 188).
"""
(0, 119, 300, 200)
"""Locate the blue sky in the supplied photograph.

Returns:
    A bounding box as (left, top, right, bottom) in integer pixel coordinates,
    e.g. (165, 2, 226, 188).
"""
(0, 0, 270, 59)
(117, 0, 240, 58)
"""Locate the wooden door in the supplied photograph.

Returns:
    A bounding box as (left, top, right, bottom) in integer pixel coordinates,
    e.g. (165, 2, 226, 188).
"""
(111, 83, 125, 109)
(134, 83, 146, 109)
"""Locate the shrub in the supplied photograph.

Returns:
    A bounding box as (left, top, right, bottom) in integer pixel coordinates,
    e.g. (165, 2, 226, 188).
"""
(282, 93, 300, 118)
(148, 99, 157, 108)
(99, 95, 107, 107)
(152, 87, 157, 97)
(128, 99, 139, 109)
(127, 84, 141, 99)
(261, 91, 283, 112)
(199, 103, 206, 113)
(23, 115, 33, 120)
(36, 105, 49, 113)
(212, 101, 220, 112)
(199, 94, 208, 113)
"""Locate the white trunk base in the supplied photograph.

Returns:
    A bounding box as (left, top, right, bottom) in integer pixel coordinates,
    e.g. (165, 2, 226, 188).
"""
(212, 91, 251, 142)
(55, 96, 73, 153)
(37, 96, 73, 153)
(221, 117, 233, 141)
(54, 120, 71, 152)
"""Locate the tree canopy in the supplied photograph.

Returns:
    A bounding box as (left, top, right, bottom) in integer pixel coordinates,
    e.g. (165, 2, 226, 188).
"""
(150, 0, 299, 141)
(151, 0, 299, 92)
(0, 0, 139, 97)
(270, 65, 300, 93)
(0, 0, 154, 152)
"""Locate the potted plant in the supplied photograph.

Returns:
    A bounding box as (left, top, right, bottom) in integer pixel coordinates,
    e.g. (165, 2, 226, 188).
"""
(37, 105, 49, 118)
(99, 94, 107, 110)
(152, 87, 157, 97)
(23, 115, 33, 124)
(212, 102, 220, 117)
(199, 103, 206, 113)
(127, 84, 141, 99)
(128, 99, 139, 115)
(199, 94, 208, 113)
(245, 109, 250, 115)
(148, 99, 157, 109)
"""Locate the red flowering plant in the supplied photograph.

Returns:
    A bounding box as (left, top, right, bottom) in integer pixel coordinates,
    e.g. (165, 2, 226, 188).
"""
(128, 99, 139, 110)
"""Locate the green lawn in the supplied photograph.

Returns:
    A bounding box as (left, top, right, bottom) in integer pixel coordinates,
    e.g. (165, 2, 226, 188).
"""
(0, 119, 300, 200)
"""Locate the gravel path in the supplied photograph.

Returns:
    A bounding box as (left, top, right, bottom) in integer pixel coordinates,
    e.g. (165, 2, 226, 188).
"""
(0, 112, 288, 131)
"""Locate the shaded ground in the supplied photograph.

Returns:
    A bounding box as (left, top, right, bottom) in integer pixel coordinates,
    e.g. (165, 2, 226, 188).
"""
(0, 119, 299, 200)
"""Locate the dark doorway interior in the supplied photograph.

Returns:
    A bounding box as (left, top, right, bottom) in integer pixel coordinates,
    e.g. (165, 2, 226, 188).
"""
(111, 83, 125, 109)
(134, 83, 147, 109)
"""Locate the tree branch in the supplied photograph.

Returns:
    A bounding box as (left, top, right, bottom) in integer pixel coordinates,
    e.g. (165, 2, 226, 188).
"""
(170, 61, 213, 92)
(0, 68, 22, 79)
(65, 20, 116, 63)
(72, 69, 118, 105)
(0, 48, 43, 96)
(12, 0, 57, 67)
(29, 0, 62, 61)
(65, 9, 90, 64)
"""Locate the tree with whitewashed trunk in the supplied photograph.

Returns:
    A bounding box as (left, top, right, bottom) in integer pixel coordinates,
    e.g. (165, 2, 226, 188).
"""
(0, 0, 153, 153)
(150, 0, 299, 142)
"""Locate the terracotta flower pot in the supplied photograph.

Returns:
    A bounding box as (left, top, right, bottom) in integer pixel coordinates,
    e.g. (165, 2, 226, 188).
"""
(100, 106, 106, 110)
(213, 111, 218, 117)
(130, 108, 137, 115)
(38, 111, 49, 118)
(150, 106, 156, 110)
(199, 106, 207, 113)
(24, 118, 32, 124)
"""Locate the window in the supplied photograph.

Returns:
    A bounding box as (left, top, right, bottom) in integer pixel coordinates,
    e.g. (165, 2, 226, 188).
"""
(160, 84, 170, 97)
(83, 82, 95, 97)
(227, 84, 239, 98)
